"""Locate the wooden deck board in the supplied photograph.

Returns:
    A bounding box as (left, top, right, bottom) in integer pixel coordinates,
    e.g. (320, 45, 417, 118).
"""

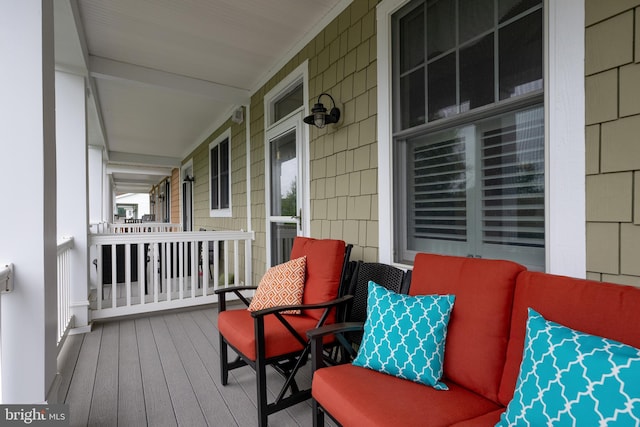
(118, 319, 147, 426)
(88, 322, 119, 427)
(135, 317, 177, 427)
(66, 324, 102, 427)
(64, 306, 334, 426)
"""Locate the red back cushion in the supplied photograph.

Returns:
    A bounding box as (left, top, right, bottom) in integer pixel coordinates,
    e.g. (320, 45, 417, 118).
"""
(290, 237, 346, 322)
(410, 253, 525, 403)
(498, 271, 640, 406)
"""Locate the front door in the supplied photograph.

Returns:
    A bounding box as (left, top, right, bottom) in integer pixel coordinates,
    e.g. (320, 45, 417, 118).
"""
(266, 113, 306, 266)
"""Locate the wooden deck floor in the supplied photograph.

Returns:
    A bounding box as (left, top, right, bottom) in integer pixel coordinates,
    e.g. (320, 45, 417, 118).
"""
(58, 305, 336, 427)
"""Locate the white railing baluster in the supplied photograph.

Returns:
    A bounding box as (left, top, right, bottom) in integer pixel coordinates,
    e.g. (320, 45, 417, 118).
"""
(111, 244, 117, 309)
(56, 237, 74, 348)
(125, 243, 131, 307)
(191, 240, 197, 299)
(213, 240, 219, 290)
(138, 242, 145, 306)
(233, 240, 239, 287)
(153, 242, 159, 303)
(97, 245, 103, 311)
(201, 240, 208, 297)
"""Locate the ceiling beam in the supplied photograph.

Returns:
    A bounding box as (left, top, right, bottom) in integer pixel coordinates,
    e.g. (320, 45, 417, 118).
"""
(107, 164, 173, 176)
(89, 55, 250, 104)
(109, 151, 181, 168)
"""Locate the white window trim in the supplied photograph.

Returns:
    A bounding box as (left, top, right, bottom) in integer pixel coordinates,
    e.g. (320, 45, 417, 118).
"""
(263, 62, 310, 269)
(376, 0, 585, 277)
(209, 128, 232, 218)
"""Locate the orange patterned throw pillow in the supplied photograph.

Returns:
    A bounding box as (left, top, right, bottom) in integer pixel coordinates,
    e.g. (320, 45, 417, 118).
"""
(248, 256, 306, 314)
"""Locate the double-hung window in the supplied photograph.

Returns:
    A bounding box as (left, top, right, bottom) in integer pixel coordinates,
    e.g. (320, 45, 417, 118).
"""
(392, 0, 544, 270)
(209, 130, 231, 217)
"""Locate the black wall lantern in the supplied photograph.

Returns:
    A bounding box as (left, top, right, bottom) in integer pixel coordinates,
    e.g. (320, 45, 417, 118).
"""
(303, 93, 340, 128)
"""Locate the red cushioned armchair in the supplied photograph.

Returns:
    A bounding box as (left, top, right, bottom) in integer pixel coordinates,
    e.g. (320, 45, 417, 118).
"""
(215, 237, 352, 427)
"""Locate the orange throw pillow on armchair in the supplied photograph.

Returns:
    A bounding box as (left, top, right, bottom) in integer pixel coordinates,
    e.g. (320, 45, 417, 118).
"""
(248, 256, 306, 314)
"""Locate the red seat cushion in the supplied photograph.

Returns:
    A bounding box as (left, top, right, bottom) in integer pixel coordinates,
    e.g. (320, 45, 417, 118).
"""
(498, 271, 640, 406)
(290, 237, 345, 322)
(218, 308, 320, 361)
(449, 409, 504, 426)
(410, 253, 525, 403)
(312, 364, 502, 427)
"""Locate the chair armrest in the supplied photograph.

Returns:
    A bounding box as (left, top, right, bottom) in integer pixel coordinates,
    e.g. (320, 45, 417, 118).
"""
(308, 321, 364, 373)
(306, 322, 364, 340)
(215, 285, 257, 312)
(214, 285, 258, 295)
(249, 294, 353, 318)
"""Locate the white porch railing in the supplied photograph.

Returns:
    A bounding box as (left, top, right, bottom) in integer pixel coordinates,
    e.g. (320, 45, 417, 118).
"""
(57, 237, 74, 348)
(89, 230, 254, 320)
(109, 222, 183, 233)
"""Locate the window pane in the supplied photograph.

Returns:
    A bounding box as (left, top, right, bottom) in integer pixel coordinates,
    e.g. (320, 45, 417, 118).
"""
(460, 34, 494, 112)
(270, 130, 297, 216)
(273, 83, 303, 123)
(427, 53, 456, 121)
(459, 0, 493, 44)
(407, 132, 467, 250)
(481, 106, 544, 248)
(400, 68, 425, 129)
(400, 4, 425, 72)
(499, 9, 543, 100)
(220, 139, 229, 209)
(499, 0, 541, 23)
(210, 146, 219, 210)
(270, 222, 297, 266)
(427, 0, 455, 59)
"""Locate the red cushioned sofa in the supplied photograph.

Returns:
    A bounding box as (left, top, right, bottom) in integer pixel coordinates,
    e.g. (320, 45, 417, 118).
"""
(309, 253, 640, 427)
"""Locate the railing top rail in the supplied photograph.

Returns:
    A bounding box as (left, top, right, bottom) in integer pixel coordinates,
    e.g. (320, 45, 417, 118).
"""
(89, 230, 255, 245)
(57, 236, 75, 255)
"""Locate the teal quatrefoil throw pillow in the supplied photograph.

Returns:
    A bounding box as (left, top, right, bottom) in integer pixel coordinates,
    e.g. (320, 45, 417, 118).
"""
(497, 308, 640, 426)
(352, 281, 455, 390)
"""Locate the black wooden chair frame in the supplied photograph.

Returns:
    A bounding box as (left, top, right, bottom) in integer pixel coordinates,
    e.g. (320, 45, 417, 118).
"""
(306, 261, 412, 427)
(215, 244, 353, 427)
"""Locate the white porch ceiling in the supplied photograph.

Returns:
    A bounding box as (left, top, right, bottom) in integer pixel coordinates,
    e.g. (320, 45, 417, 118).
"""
(54, 0, 348, 193)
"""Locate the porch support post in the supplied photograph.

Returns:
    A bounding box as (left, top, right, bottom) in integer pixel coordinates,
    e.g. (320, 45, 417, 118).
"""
(0, 0, 58, 403)
(88, 145, 105, 226)
(56, 71, 90, 331)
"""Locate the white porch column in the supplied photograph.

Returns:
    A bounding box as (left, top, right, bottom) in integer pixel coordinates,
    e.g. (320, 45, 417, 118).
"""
(56, 71, 90, 331)
(0, 0, 58, 403)
(88, 145, 104, 226)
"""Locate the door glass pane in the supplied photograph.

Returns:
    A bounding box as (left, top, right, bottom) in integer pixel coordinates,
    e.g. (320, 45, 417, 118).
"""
(427, 53, 456, 121)
(460, 33, 494, 112)
(459, 0, 493, 44)
(273, 83, 303, 123)
(400, 4, 425, 72)
(499, 9, 543, 100)
(427, 0, 455, 59)
(400, 68, 426, 129)
(270, 130, 297, 217)
(270, 222, 297, 266)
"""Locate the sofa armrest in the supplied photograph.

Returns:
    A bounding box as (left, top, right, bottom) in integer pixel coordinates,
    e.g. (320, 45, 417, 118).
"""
(215, 285, 258, 312)
(308, 321, 364, 373)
